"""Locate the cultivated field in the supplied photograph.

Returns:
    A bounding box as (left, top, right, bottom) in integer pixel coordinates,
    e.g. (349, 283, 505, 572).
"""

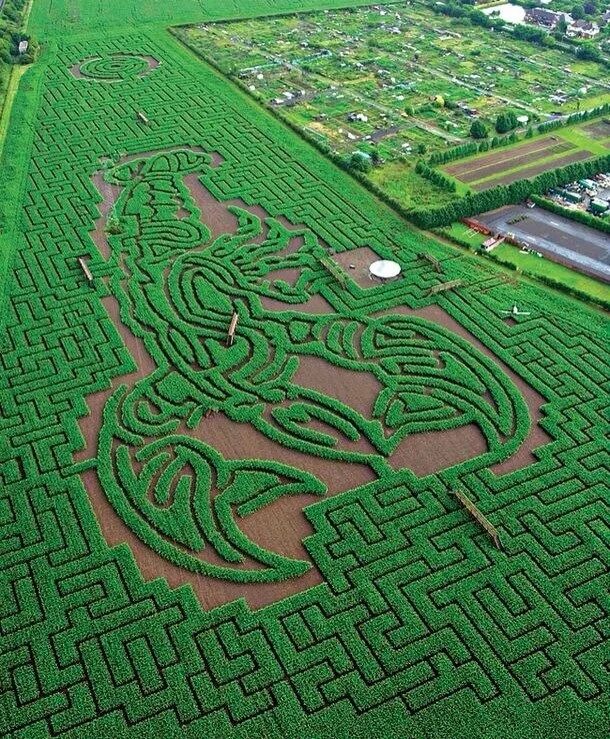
(444, 128, 609, 190)
(0, 3, 609, 739)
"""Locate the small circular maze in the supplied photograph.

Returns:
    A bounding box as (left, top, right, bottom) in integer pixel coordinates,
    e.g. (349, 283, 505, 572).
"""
(73, 53, 156, 81)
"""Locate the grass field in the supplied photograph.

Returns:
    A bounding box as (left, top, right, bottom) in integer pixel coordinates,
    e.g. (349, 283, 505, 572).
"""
(0, 2, 609, 738)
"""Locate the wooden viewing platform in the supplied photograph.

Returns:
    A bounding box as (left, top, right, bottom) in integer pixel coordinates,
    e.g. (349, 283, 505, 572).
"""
(77, 256, 93, 284)
(453, 489, 501, 550)
(227, 311, 239, 347)
(428, 279, 462, 295)
(319, 256, 347, 286)
(419, 252, 442, 273)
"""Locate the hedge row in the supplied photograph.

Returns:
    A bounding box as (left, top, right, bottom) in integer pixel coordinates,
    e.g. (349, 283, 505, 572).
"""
(408, 153, 610, 228)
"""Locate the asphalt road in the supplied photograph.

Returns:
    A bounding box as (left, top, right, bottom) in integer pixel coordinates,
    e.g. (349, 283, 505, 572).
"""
(477, 204, 610, 283)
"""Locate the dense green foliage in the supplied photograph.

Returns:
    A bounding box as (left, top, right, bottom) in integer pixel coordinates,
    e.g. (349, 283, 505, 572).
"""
(0, 0, 36, 115)
(415, 160, 457, 191)
(470, 120, 488, 140)
(494, 111, 518, 135)
(28, 0, 384, 36)
(0, 4, 609, 739)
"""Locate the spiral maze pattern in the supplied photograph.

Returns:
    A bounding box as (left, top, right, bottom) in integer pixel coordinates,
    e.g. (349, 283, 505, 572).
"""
(77, 53, 152, 81)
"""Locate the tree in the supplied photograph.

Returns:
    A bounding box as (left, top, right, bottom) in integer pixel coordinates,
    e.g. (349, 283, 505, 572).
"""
(576, 42, 602, 60)
(571, 5, 585, 19)
(495, 110, 517, 134)
(470, 119, 488, 139)
(347, 152, 372, 173)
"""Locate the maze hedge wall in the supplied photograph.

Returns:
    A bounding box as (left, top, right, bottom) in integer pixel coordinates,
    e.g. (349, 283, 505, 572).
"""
(0, 22, 609, 739)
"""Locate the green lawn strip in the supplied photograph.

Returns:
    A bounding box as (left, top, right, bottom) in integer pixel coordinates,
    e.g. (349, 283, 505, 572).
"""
(0, 58, 46, 335)
(492, 242, 610, 303)
(0, 66, 27, 148)
(440, 222, 488, 249)
(557, 126, 610, 157)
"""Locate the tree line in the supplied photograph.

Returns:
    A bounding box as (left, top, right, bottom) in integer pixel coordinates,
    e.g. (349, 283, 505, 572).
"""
(408, 153, 610, 228)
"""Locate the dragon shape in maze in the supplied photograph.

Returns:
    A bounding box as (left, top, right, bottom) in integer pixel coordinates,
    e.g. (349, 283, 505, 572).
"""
(94, 148, 530, 583)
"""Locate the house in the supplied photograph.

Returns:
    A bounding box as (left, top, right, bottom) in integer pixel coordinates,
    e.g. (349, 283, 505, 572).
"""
(525, 7, 570, 28)
(600, 10, 610, 26)
(567, 19, 600, 37)
(18, 40, 28, 54)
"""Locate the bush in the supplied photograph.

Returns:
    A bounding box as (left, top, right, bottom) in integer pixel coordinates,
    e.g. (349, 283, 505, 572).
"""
(470, 120, 488, 139)
(495, 111, 518, 134)
(347, 151, 372, 173)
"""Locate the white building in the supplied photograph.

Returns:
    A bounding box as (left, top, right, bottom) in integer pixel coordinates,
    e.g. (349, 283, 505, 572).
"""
(567, 19, 600, 38)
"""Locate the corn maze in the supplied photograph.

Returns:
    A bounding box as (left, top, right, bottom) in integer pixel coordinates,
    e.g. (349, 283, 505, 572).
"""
(1, 20, 609, 739)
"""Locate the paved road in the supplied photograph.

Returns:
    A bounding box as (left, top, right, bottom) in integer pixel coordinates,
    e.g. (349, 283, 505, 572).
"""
(477, 204, 610, 283)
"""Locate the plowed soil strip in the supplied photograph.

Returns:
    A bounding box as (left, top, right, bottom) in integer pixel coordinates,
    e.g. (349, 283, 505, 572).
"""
(457, 143, 573, 184)
(445, 137, 568, 177)
(472, 150, 592, 191)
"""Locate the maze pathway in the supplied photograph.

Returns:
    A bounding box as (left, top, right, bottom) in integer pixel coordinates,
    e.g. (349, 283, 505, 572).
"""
(0, 30, 608, 739)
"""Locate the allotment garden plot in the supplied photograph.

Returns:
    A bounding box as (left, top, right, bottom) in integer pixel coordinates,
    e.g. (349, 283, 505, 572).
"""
(177, 0, 610, 209)
(1, 21, 609, 739)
